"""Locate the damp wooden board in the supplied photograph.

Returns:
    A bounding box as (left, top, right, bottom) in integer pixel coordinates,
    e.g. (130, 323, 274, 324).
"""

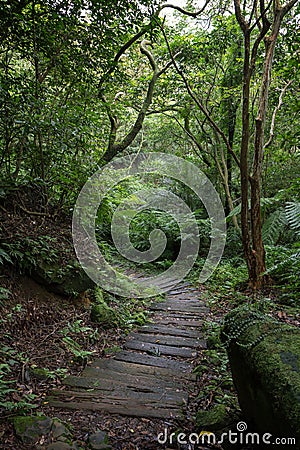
(138, 324, 200, 338)
(150, 303, 208, 313)
(153, 310, 208, 319)
(50, 387, 189, 405)
(49, 394, 185, 419)
(127, 332, 203, 349)
(114, 350, 192, 371)
(124, 339, 197, 357)
(87, 359, 196, 381)
(155, 300, 202, 308)
(153, 317, 203, 327)
(63, 373, 182, 391)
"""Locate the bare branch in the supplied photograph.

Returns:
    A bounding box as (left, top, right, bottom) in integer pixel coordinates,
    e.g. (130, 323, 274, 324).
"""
(98, 26, 150, 90)
(140, 40, 157, 72)
(159, 0, 211, 18)
(264, 80, 293, 148)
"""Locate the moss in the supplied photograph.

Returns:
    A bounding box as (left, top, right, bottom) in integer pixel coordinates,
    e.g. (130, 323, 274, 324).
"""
(31, 259, 94, 296)
(13, 415, 52, 443)
(196, 404, 229, 430)
(222, 309, 300, 439)
(30, 367, 51, 380)
(90, 302, 118, 327)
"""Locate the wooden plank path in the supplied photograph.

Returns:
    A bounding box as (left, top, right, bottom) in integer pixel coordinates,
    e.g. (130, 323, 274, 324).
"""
(49, 282, 208, 419)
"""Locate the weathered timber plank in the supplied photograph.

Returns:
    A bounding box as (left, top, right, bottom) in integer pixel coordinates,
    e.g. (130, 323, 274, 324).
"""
(153, 317, 203, 327)
(125, 340, 197, 357)
(127, 332, 203, 349)
(114, 350, 192, 370)
(89, 359, 196, 380)
(153, 310, 207, 319)
(63, 374, 179, 391)
(83, 366, 195, 384)
(139, 324, 200, 338)
(49, 397, 183, 419)
(50, 388, 188, 405)
(150, 303, 208, 313)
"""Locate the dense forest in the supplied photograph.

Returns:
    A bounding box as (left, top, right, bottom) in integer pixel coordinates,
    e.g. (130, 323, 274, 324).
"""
(0, 0, 299, 449)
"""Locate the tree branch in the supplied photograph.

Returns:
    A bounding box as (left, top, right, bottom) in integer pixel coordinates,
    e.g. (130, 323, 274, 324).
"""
(264, 80, 293, 148)
(159, 0, 211, 18)
(102, 41, 177, 162)
(160, 23, 240, 168)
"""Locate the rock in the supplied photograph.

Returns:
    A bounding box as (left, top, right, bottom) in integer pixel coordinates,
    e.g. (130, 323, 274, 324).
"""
(31, 259, 94, 296)
(90, 302, 118, 327)
(88, 431, 111, 449)
(30, 367, 51, 381)
(51, 419, 69, 440)
(221, 308, 300, 440)
(196, 404, 229, 430)
(13, 415, 53, 444)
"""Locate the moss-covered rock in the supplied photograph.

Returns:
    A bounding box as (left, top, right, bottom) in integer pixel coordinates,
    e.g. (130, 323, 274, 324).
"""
(90, 302, 118, 327)
(88, 430, 111, 449)
(31, 259, 94, 296)
(13, 415, 53, 443)
(30, 367, 51, 381)
(196, 404, 229, 430)
(221, 308, 300, 440)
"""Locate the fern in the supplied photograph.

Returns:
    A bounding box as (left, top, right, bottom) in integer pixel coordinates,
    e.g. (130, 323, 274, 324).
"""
(262, 207, 287, 245)
(0, 247, 12, 265)
(285, 201, 300, 237)
(227, 196, 280, 220)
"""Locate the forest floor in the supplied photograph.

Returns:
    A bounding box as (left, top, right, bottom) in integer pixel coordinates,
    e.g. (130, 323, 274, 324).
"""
(1, 268, 298, 450)
(0, 272, 233, 450)
(0, 194, 299, 449)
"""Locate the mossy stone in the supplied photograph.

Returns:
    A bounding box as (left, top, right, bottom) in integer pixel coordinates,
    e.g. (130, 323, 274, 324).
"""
(196, 404, 228, 430)
(88, 431, 111, 449)
(13, 415, 52, 443)
(30, 367, 51, 380)
(222, 308, 300, 440)
(31, 259, 94, 296)
(90, 302, 117, 327)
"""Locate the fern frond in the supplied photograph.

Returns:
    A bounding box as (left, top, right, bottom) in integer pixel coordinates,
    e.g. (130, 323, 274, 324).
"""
(226, 197, 280, 221)
(285, 202, 300, 237)
(262, 207, 287, 245)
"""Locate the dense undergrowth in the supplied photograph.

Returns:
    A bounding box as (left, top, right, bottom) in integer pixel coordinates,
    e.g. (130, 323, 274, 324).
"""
(0, 180, 299, 449)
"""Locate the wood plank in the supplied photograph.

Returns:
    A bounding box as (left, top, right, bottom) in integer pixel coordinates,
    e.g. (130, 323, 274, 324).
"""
(139, 324, 200, 338)
(127, 332, 203, 349)
(154, 317, 203, 327)
(63, 374, 179, 391)
(50, 388, 188, 406)
(78, 367, 188, 387)
(89, 358, 196, 380)
(51, 399, 182, 419)
(48, 278, 208, 420)
(114, 350, 192, 371)
(150, 303, 208, 313)
(153, 310, 207, 319)
(125, 340, 197, 357)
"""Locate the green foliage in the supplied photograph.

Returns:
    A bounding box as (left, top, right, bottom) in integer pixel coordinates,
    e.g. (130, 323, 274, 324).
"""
(265, 245, 300, 305)
(285, 201, 300, 237)
(0, 346, 37, 413)
(0, 236, 59, 273)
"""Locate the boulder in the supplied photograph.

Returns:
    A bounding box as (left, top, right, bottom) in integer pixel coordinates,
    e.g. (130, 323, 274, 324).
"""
(221, 308, 300, 441)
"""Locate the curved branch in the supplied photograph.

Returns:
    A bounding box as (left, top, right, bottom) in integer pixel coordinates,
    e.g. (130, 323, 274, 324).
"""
(159, 0, 211, 18)
(102, 42, 176, 162)
(264, 80, 293, 149)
